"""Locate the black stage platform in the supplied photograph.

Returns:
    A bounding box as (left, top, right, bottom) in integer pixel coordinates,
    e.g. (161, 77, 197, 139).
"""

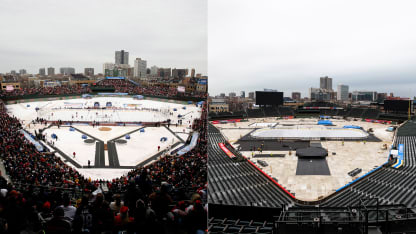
(236, 140, 310, 151)
(296, 158, 331, 175)
(296, 147, 328, 158)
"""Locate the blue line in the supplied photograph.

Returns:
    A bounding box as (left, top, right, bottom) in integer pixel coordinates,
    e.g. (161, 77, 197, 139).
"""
(335, 163, 386, 192)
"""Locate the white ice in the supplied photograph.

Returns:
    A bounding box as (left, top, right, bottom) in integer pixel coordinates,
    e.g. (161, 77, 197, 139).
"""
(75, 126, 141, 142)
(5, 97, 201, 180)
(116, 127, 179, 166)
(7, 97, 202, 125)
(43, 126, 96, 166)
(251, 127, 369, 139)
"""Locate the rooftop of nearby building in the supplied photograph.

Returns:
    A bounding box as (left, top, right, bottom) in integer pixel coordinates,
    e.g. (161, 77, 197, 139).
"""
(70, 74, 89, 80)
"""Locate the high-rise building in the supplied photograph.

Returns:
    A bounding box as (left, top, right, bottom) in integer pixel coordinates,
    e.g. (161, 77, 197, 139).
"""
(103, 63, 130, 77)
(150, 66, 158, 75)
(103, 63, 115, 72)
(240, 91, 245, 98)
(292, 92, 301, 101)
(39, 68, 46, 76)
(47, 67, 55, 76)
(248, 92, 255, 99)
(309, 88, 331, 101)
(158, 68, 171, 78)
(10, 70, 16, 75)
(172, 69, 188, 79)
(351, 91, 377, 102)
(377, 93, 388, 102)
(191, 68, 195, 77)
(320, 76, 333, 91)
(115, 50, 129, 65)
(229, 92, 236, 98)
(133, 58, 147, 78)
(219, 93, 226, 98)
(19, 69, 27, 75)
(60, 67, 75, 75)
(84, 68, 94, 76)
(127, 67, 134, 77)
(337, 84, 349, 101)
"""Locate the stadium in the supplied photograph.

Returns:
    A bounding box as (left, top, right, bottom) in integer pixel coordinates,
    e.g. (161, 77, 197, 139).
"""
(0, 77, 207, 233)
(208, 98, 416, 233)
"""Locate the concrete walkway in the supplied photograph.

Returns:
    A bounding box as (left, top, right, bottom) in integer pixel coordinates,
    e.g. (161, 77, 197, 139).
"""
(0, 160, 11, 183)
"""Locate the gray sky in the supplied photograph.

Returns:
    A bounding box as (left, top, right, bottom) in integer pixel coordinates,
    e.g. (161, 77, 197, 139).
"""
(209, 0, 416, 98)
(0, 0, 207, 75)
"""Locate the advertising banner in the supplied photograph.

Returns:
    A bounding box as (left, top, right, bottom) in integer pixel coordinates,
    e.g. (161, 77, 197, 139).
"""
(218, 143, 236, 159)
(5, 85, 14, 92)
(177, 86, 185, 92)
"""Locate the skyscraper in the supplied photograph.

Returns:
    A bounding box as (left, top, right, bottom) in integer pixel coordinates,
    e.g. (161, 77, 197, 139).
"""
(103, 63, 129, 77)
(103, 63, 115, 71)
(320, 76, 333, 91)
(39, 68, 46, 76)
(150, 66, 158, 75)
(47, 67, 55, 76)
(292, 92, 301, 101)
(84, 68, 94, 76)
(337, 84, 349, 101)
(309, 87, 331, 101)
(133, 58, 147, 78)
(60, 67, 75, 75)
(172, 69, 188, 79)
(19, 69, 27, 75)
(157, 68, 171, 78)
(115, 50, 129, 65)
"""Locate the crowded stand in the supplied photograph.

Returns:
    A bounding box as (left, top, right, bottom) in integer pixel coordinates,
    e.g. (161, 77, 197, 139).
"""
(0, 78, 206, 100)
(0, 85, 90, 98)
(0, 93, 207, 233)
(95, 79, 206, 99)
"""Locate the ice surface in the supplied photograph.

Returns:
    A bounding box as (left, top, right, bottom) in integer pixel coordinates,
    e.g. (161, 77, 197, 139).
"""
(75, 126, 141, 142)
(43, 126, 96, 166)
(116, 127, 179, 166)
(251, 127, 368, 139)
(7, 97, 201, 125)
(6, 97, 201, 179)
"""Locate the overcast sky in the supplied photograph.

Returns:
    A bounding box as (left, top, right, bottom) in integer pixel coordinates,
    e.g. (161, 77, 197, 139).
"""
(209, 0, 416, 98)
(0, 0, 206, 75)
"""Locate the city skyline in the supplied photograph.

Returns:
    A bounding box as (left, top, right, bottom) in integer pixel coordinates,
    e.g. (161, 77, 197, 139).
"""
(0, 0, 207, 75)
(209, 0, 416, 98)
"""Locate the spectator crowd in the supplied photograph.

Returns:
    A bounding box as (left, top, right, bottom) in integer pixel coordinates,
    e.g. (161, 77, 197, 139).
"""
(0, 85, 90, 98)
(0, 79, 207, 99)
